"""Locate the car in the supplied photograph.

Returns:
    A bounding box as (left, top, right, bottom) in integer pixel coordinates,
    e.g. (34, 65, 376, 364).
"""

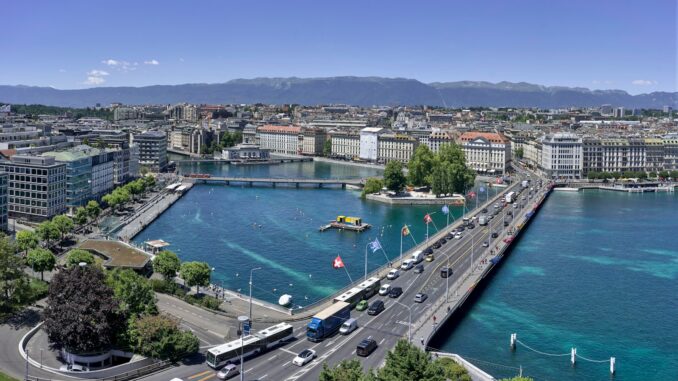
(507, 210, 513, 216)
(425, 253, 434, 262)
(388, 287, 403, 298)
(504, 237, 514, 244)
(378, 284, 391, 296)
(367, 300, 385, 315)
(440, 267, 453, 278)
(424, 247, 434, 255)
(340, 318, 359, 334)
(504, 220, 510, 227)
(356, 300, 369, 311)
(357, 336, 378, 357)
(401, 259, 415, 270)
(491, 232, 499, 238)
(387, 268, 400, 280)
(481, 208, 488, 213)
(493, 203, 500, 209)
(467, 223, 475, 229)
(292, 349, 317, 366)
(440, 238, 447, 244)
(59, 364, 89, 372)
(482, 241, 489, 247)
(455, 233, 463, 239)
(217, 364, 240, 379)
(446, 232, 455, 239)
(432, 241, 441, 249)
(414, 293, 428, 303)
(458, 225, 466, 232)
(414, 264, 424, 273)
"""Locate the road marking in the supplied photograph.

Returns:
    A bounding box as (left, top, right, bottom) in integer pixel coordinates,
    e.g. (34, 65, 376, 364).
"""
(282, 361, 291, 367)
(295, 330, 305, 338)
(259, 374, 269, 379)
(197, 374, 215, 381)
(278, 347, 297, 355)
(188, 370, 212, 379)
(379, 338, 386, 345)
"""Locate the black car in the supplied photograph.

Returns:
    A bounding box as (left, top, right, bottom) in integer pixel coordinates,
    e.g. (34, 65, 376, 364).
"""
(367, 300, 385, 315)
(357, 337, 378, 357)
(491, 232, 499, 238)
(424, 247, 433, 255)
(504, 220, 510, 227)
(458, 226, 465, 232)
(481, 208, 488, 213)
(507, 210, 513, 216)
(414, 264, 424, 274)
(467, 223, 475, 229)
(432, 241, 441, 249)
(440, 238, 447, 244)
(440, 267, 453, 278)
(446, 232, 455, 239)
(389, 287, 403, 298)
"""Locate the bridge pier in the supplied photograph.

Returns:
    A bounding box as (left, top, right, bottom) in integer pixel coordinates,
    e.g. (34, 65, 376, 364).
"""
(272, 182, 276, 188)
(295, 183, 299, 188)
(342, 183, 346, 189)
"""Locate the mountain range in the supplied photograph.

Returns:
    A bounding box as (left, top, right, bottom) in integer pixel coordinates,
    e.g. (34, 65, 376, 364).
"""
(1, 77, 676, 109)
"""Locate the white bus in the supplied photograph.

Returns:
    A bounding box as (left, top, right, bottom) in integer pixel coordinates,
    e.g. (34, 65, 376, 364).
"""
(357, 277, 381, 299)
(505, 191, 516, 204)
(206, 323, 294, 368)
(333, 287, 366, 308)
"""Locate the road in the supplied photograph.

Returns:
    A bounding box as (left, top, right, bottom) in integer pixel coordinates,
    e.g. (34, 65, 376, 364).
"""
(142, 175, 543, 381)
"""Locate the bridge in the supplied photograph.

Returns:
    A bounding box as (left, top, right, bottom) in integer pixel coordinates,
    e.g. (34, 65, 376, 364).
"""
(187, 176, 367, 188)
(173, 157, 313, 164)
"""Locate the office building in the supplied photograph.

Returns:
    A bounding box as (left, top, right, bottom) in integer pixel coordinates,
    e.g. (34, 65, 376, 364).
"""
(359, 127, 383, 162)
(540, 133, 583, 179)
(134, 131, 168, 172)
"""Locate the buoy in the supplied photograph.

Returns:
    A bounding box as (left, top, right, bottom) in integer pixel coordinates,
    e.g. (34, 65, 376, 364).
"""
(571, 348, 577, 366)
(510, 333, 517, 350)
(278, 294, 293, 307)
(610, 357, 616, 375)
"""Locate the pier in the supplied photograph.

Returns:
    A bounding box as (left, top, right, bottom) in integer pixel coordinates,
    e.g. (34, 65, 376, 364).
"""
(187, 176, 366, 188)
(556, 180, 677, 193)
(319, 221, 372, 232)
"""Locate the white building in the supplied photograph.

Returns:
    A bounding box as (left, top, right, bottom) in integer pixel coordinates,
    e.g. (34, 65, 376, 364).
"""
(377, 134, 418, 163)
(459, 132, 511, 175)
(257, 125, 302, 155)
(540, 133, 583, 179)
(329, 131, 360, 159)
(359, 127, 382, 162)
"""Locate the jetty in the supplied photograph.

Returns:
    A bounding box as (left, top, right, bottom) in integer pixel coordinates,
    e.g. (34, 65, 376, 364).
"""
(320, 215, 371, 232)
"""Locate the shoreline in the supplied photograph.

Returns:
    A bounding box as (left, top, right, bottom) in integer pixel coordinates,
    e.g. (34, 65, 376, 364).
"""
(366, 193, 466, 205)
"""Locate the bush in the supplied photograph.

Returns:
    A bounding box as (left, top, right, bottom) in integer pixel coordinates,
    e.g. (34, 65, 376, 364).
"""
(130, 314, 199, 362)
(184, 294, 221, 310)
(151, 279, 221, 311)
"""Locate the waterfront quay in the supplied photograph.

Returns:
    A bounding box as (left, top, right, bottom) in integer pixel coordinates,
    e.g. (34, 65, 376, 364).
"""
(142, 169, 552, 381)
(186, 176, 366, 188)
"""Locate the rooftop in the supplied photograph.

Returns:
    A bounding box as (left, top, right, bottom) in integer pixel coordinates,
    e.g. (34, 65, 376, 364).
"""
(459, 131, 508, 144)
(78, 239, 151, 270)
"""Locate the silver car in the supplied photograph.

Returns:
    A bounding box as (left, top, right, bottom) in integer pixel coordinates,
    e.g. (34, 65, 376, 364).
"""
(217, 364, 239, 379)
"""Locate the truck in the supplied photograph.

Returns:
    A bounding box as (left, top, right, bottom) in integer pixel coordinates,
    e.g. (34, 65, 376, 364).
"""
(307, 301, 351, 342)
(478, 215, 488, 226)
(505, 191, 516, 204)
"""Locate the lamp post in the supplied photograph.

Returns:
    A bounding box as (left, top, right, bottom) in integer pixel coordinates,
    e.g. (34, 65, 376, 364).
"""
(237, 315, 249, 381)
(249, 267, 262, 329)
(392, 300, 412, 343)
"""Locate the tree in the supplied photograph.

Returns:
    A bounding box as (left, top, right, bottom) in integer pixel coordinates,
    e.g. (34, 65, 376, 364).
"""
(130, 314, 199, 361)
(319, 359, 376, 381)
(43, 265, 121, 353)
(86, 200, 101, 221)
(74, 207, 89, 226)
(377, 339, 445, 381)
(0, 235, 28, 312)
(180, 261, 211, 294)
(143, 175, 156, 190)
(408, 145, 434, 186)
(26, 248, 56, 281)
(435, 357, 472, 381)
(35, 221, 60, 248)
(361, 178, 384, 198)
(670, 170, 678, 180)
(52, 215, 74, 241)
(323, 139, 332, 156)
(16, 230, 39, 255)
(106, 268, 157, 317)
(66, 249, 95, 267)
(153, 250, 181, 282)
(514, 147, 524, 159)
(383, 161, 407, 192)
(658, 170, 670, 179)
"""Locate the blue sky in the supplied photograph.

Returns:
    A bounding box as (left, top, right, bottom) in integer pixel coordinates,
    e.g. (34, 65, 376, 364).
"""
(3, 0, 676, 93)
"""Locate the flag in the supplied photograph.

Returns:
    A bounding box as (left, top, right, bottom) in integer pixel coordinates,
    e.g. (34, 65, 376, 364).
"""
(467, 191, 476, 198)
(369, 238, 382, 253)
(441, 205, 449, 215)
(401, 225, 410, 236)
(479, 186, 486, 193)
(424, 214, 433, 224)
(332, 256, 345, 269)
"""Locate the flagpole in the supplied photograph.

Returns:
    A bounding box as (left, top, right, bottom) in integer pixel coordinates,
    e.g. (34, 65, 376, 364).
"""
(364, 242, 369, 281)
(446, 204, 449, 226)
(400, 231, 403, 264)
(343, 265, 353, 283)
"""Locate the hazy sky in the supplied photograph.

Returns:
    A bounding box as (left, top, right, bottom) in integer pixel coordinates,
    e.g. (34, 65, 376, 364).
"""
(3, 0, 676, 93)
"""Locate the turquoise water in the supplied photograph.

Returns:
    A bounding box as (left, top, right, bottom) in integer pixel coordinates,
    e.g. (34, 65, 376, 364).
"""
(134, 161, 500, 305)
(435, 190, 678, 381)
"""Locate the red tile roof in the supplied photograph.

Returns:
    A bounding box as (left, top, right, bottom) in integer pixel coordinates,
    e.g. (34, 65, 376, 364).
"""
(258, 125, 302, 134)
(459, 132, 508, 144)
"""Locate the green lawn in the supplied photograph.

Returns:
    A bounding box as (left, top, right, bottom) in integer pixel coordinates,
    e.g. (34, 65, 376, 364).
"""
(0, 371, 19, 381)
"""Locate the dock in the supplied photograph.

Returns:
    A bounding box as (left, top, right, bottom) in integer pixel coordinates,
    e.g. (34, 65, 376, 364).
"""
(319, 221, 372, 232)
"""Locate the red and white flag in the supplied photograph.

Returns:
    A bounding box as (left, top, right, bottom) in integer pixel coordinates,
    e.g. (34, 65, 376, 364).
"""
(424, 214, 433, 224)
(332, 255, 345, 269)
(467, 191, 476, 198)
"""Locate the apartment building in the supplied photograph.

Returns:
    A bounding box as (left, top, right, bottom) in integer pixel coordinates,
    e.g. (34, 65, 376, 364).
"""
(329, 130, 360, 159)
(428, 131, 453, 154)
(134, 131, 168, 172)
(0, 155, 66, 221)
(0, 173, 7, 231)
(540, 133, 583, 179)
(377, 134, 418, 163)
(458, 132, 511, 175)
(257, 125, 302, 155)
(301, 128, 327, 156)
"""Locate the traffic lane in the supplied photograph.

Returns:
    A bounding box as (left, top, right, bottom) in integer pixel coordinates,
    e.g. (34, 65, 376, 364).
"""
(156, 293, 235, 339)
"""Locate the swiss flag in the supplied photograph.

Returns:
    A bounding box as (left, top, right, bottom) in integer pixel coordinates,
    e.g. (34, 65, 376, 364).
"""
(424, 214, 433, 224)
(332, 256, 345, 269)
(467, 191, 476, 198)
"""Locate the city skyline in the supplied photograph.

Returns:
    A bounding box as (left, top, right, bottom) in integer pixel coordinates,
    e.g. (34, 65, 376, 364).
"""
(3, 0, 676, 94)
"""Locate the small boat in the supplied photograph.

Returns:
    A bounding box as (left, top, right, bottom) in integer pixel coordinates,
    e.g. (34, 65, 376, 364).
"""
(278, 294, 293, 307)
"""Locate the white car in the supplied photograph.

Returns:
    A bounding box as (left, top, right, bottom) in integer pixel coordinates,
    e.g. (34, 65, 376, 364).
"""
(293, 349, 317, 366)
(216, 364, 239, 379)
(455, 233, 463, 239)
(378, 284, 391, 296)
(400, 259, 415, 270)
(387, 268, 400, 280)
(59, 364, 89, 372)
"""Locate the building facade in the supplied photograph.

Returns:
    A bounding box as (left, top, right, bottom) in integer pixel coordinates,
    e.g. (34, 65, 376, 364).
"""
(377, 134, 418, 163)
(540, 133, 583, 179)
(301, 128, 327, 156)
(329, 131, 360, 159)
(458, 132, 511, 175)
(0, 155, 66, 221)
(257, 125, 302, 155)
(359, 127, 382, 161)
(0, 172, 7, 231)
(134, 131, 168, 172)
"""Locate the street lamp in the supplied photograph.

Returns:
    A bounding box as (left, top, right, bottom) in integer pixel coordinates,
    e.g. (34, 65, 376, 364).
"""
(237, 315, 249, 381)
(392, 300, 412, 343)
(249, 267, 262, 329)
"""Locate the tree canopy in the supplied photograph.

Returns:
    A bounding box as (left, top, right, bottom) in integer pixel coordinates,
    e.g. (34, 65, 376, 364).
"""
(129, 314, 199, 361)
(361, 177, 384, 198)
(16, 230, 39, 254)
(36, 221, 60, 247)
(320, 359, 376, 381)
(430, 144, 476, 196)
(153, 250, 181, 282)
(0, 235, 28, 312)
(44, 265, 121, 353)
(180, 261, 211, 293)
(383, 161, 407, 192)
(106, 268, 157, 317)
(52, 215, 74, 241)
(66, 249, 95, 267)
(408, 145, 435, 186)
(26, 248, 56, 281)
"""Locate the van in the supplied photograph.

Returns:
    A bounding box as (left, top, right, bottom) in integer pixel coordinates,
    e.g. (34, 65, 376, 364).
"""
(440, 267, 453, 278)
(401, 259, 415, 270)
(411, 250, 424, 264)
(357, 337, 378, 357)
(339, 318, 358, 335)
